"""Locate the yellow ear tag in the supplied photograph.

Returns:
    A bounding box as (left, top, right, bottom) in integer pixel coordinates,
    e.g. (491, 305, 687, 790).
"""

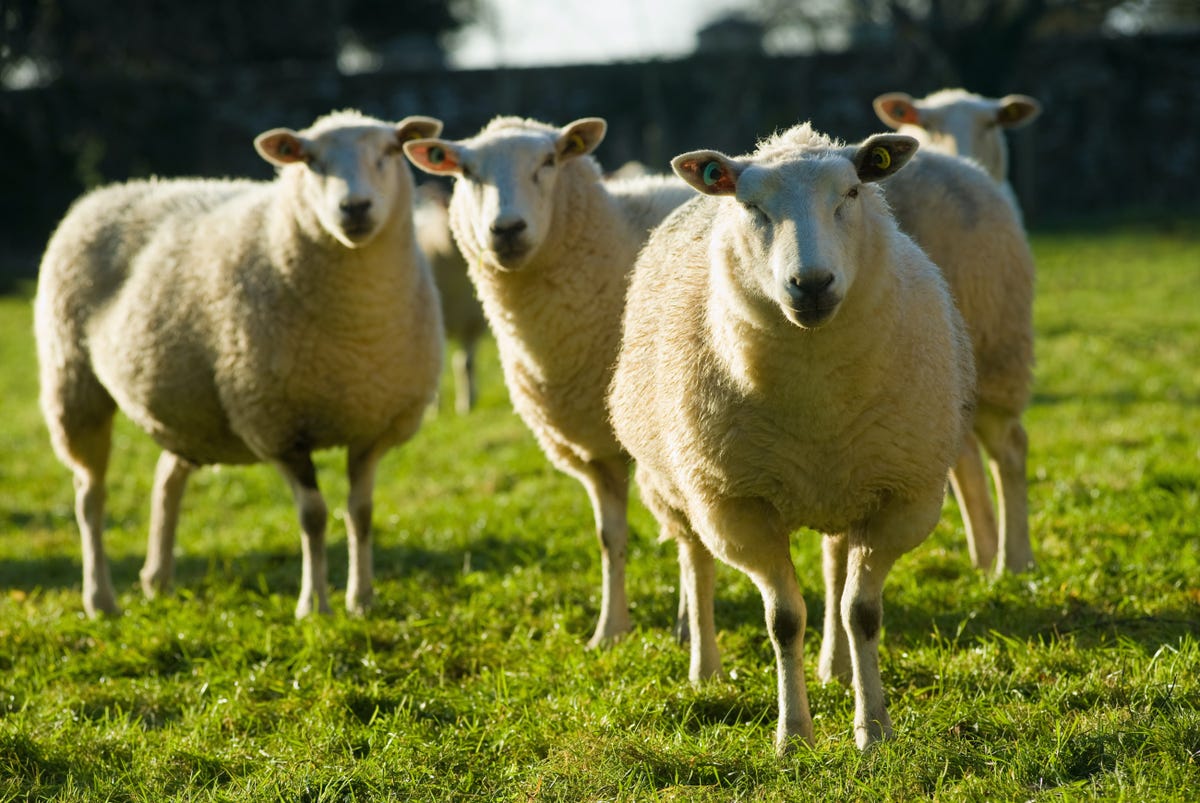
(568, 133, 586, 154)
(871, 146, 891, 170)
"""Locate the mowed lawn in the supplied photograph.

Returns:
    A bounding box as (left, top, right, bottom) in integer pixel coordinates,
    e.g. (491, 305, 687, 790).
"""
(1, 219, 1197, 801)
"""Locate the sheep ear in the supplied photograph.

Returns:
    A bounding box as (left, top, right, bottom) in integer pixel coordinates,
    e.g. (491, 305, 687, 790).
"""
(255, 129, 308, 166)
(556, 118, 606, 161)
(995, 95, 1041, 129)
(873, 93, 921, 129)
(672, 150, 741, 196)
(853, 135, 919, 183)
(403, 139, 463, 176)
(395, 116, 444, 145)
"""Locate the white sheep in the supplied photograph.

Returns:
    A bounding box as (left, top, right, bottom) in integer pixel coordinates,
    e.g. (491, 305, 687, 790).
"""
(872, 87, 1041, 213)
(403, 116, 694, 648)
(880, 147, 1036, 574)
(608, 124, 976, 753)
(34, 109, 445, 619)
(414, 181, 488, 414)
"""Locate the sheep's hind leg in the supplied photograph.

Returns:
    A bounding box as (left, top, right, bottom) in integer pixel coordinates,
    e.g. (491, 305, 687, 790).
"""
(452, 340, 477, 415)
(275, 452, 330, 618)
(345, 445, 384, 615)
(140, 451, 193, 599)
(949, 432, 999, 570)
(65, 417, 120, 617)
(977, 410, 1033, 574)
(578, 457, 632, 649)
(675, 528, 722, 682)
(817, 533, 851, 685)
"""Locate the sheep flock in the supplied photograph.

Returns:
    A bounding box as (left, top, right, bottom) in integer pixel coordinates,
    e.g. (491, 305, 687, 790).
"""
(33, 88, 1043, 757)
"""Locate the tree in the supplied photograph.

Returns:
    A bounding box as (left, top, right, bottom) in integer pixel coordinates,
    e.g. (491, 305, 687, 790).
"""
(1, 0, 477, 87)
(752, 0, 1134, 93)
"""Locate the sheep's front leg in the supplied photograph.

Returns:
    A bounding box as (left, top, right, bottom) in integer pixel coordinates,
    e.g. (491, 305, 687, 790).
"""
(843, 493, 942, 749)
(275, 453, 330, 618)
(345, 445, 384, 615)
(140, 451, 193, 599)
(578, 457, 632, 649)
(949, 431, 999, 570)
(697, 499, 812, 755)
(675, 530, 722, 682)
(976, 410, 1033, 574)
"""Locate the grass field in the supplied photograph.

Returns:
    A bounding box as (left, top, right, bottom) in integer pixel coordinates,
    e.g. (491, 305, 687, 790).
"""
(1, 219, 1198, 801)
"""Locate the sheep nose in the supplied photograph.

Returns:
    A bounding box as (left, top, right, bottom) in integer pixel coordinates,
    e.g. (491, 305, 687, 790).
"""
(340, 199, 372, 220)
(489, 218, 527, 238)
(788, 272, 835, 300)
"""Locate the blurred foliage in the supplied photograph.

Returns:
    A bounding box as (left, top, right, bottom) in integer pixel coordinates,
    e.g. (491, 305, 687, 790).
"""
(753, 0, 1198, 93)
(0, 0, 478, 84)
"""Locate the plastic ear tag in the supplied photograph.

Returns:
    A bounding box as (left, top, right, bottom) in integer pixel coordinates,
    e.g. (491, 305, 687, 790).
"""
(870, 146, 891, 170)
(428, 146, 446, 165)
(568, 133, 586, 153)
(702, 161, 722, 186)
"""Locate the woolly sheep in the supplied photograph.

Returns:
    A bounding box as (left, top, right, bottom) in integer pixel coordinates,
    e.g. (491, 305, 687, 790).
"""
(404, 116, 694, 648)
(873, 87, 1041, 213)
(414, 181, 488, 414)
(35, 109, 445, 619)
(881, 147, 1036, 574)
(608, 125, 976, 753)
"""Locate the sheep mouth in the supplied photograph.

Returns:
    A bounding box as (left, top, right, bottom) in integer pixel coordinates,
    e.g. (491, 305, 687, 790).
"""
(784, 297, 840, 328)
(340, 219, 376, 240)
(487, 244, 533, 271)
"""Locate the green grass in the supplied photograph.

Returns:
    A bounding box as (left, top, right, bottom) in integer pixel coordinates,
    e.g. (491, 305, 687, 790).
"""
(2, 219, 1198, 801)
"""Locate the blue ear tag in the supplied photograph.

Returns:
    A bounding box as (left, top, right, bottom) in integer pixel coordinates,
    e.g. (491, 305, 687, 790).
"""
(428, 146, 446, 165)
(702, 161, 722, 187)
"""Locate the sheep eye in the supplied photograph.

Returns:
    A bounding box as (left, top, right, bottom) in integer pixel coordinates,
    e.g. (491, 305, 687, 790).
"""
(542, 154, 556, 169)
(847, 186, 859, 199)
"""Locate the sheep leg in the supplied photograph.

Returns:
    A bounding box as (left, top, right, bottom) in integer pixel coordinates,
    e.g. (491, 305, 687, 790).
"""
(843, 493, 942, 750)
(63, 417, 120, 618)
(696, 499, 812, 755)
(578, 457, 632, 649)
(140, 451, 193, 599)
(949, 432, 999, 570)
(344, 445, 383, 615)
(675, 530, 722, 682)
(976, 410, 1033, 574)
(817, 533, 852, 685)
(275, 452, 330, 618)
(452, 340, 477, 415)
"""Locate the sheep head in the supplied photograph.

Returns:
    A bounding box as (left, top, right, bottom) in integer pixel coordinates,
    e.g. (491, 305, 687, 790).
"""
(404, 116, 607, 272)
(255, 111, 442, 248)
(672, 131, 916, 330)
(873, 89, 1040, 182)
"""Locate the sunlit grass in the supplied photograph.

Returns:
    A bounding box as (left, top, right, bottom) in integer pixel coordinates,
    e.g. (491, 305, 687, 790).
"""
(1, 219, 1198, 800)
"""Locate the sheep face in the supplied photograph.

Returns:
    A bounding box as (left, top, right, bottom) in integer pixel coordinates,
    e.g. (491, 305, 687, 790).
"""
(256, 114, 443, 248)
(873, 90, 1040, 182)
(672, 134, 917, 330)
(404, 118, 607, 271)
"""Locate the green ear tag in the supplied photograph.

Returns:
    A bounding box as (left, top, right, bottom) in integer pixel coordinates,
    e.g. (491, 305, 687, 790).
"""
(428, 145, 446, 165)
(702, 161, 722, 187)
(870, 146, 891, 170)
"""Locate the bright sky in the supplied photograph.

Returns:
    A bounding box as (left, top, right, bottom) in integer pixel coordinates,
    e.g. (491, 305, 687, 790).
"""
(449, 0, 754, 68)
